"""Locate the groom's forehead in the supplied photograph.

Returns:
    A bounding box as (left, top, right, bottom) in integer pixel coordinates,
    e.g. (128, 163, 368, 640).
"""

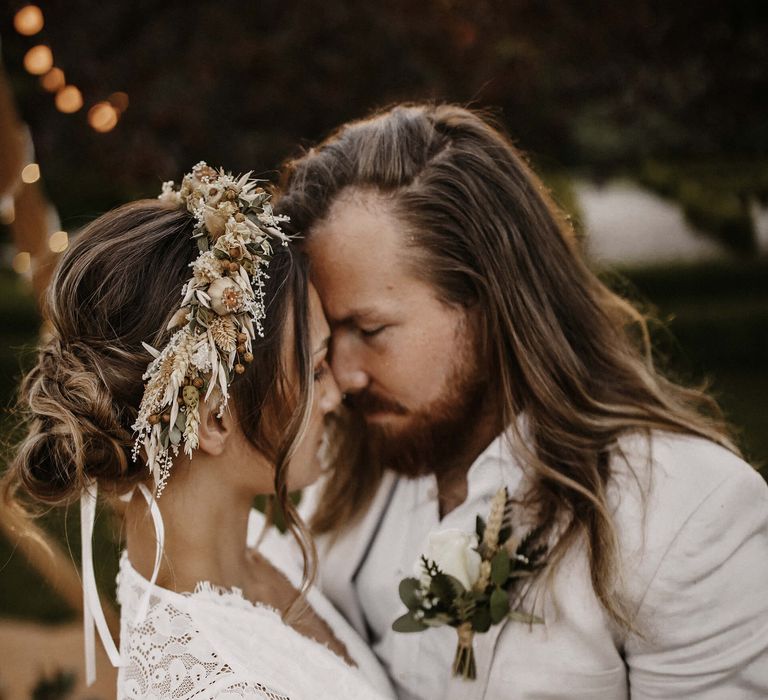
(307, 195, 419, 318)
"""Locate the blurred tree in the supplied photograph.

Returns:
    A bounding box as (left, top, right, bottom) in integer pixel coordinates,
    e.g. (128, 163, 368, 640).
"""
(1, 1, 765, 189)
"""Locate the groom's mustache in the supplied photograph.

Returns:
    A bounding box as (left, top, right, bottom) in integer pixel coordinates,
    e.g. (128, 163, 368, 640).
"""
(344, 390, 408, 416)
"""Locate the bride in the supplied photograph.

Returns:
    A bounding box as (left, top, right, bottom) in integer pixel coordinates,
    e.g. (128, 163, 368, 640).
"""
(4, 163, 394, 699)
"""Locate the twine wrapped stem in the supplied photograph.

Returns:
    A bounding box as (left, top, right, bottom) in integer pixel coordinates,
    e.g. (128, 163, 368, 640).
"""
(452, 621, 476, 680)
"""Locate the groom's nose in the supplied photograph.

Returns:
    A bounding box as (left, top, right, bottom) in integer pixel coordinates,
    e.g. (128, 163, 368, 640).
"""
(329, 332, 369, 395)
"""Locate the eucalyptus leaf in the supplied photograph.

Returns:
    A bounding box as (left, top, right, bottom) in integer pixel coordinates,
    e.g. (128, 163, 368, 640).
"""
(174, 410, 186, 432)
(398, 578, 422, 611)
(491, 549, 511, 586)
(490, 586, 510, 624)
(197, 236, 209, 253)
(213, 248, 228, 259)
(392, 613, 428, 633)
(430, 572, 465, 602)
(471, 606, 492, 633)
(169, 426, 182, 446)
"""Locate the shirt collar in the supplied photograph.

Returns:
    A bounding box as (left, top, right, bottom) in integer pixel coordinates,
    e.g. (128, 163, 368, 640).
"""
(464, 413, 529, 505)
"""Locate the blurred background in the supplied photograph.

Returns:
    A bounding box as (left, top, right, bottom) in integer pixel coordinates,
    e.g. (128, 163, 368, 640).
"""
(1, 1, 766, 697)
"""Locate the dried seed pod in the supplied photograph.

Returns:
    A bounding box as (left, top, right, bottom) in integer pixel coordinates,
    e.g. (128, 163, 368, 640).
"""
(234, 363, 245, 374)
(243, 352, 254, 363)
(183, 385, 200, 408)
(192, 377, 204, 389)
(236, 343, 246, 354)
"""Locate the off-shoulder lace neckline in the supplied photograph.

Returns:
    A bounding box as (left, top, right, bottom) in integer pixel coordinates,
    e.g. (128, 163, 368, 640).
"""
(119, 550, 283, 618)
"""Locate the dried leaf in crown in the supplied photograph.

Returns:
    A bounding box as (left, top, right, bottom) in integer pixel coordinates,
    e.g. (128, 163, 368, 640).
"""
(132, 162, 291, 496)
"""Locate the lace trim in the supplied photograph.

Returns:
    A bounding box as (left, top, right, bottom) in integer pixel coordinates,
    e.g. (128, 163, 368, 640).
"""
(117, 554, 290, 699)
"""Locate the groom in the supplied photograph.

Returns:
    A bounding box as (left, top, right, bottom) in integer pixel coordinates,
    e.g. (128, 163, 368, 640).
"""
(277, 104, 768, 699)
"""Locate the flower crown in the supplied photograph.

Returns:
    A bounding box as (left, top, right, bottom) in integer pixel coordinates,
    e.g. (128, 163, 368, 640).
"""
(131, 162, 290, 496)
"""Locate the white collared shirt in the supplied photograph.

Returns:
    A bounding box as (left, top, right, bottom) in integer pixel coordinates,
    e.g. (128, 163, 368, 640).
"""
(333, 429, 768, 700)
(355, 430, 527, 700)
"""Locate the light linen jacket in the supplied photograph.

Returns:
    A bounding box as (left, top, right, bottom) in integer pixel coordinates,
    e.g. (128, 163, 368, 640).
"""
(301, 431, 768, 699)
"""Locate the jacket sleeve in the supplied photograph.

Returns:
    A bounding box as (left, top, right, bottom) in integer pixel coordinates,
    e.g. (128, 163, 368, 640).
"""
(625, 466, 768, 699)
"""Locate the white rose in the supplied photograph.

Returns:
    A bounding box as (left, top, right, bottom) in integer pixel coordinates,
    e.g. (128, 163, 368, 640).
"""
(418, 529, 482, 590)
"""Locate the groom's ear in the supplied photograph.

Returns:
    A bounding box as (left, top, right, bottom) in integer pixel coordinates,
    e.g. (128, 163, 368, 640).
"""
(196, 398, 235, 457)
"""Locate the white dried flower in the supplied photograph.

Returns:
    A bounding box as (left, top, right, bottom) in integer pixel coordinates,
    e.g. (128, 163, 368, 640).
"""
(158, 181, 183, 206)
(191, 250, 224, 284)
(207, 276, 245, 315)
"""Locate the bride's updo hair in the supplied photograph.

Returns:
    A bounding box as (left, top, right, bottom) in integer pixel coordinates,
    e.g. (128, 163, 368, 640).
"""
(4, 198, 314, 590)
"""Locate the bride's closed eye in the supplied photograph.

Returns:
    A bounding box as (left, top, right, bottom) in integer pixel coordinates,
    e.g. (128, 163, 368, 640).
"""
(313, 361, 329, 382)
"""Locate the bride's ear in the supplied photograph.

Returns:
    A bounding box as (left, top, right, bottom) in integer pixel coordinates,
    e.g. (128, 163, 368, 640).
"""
(196, 398, 236, 456)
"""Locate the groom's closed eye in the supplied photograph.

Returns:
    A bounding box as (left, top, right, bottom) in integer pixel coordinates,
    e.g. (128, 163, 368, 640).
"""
(360, 325, 387, 338)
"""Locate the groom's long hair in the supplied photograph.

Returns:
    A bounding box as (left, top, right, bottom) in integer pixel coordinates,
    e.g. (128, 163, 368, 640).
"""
(277, 103, 738, 629)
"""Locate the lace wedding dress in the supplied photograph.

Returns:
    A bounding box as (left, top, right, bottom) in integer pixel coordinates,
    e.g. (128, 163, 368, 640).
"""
(115, 511, 394, 700)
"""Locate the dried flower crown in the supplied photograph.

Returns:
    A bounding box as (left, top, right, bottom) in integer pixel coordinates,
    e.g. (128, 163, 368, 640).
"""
(131, 162, 290, 496)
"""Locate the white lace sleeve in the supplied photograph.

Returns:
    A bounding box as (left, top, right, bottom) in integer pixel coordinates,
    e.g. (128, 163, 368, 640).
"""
(118, 569, 290, 700)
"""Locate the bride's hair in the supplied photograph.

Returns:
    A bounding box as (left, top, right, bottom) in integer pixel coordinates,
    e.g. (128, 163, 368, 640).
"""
(3, 198, 317, 612)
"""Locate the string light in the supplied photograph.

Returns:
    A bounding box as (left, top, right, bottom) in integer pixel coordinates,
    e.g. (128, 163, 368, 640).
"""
(16, 16, 128, 131)
(40, 67, 65, 93)
(12, 252, 31, 275)
(88, 102, 119, 133)
(48, 230, 69, 253)
(23, 45, 53, 75)
(108, 92, 129, 113)
(21, 163, 41, 183)
(55, 85, 83, 113)
(13, 5, 44, 36)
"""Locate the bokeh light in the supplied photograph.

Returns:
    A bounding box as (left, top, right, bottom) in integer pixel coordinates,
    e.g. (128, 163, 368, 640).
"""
(108, 92, 129, 113)
(21, 163, 41, 183)
(55, 86, 83, 113)
(40, 67, 65, 93)
(12, 252, 31, 275)
(13, 5, 44, 36)
(88, 102, 119, 132)
(48, 231, 69, 253)
(0, 198, 15, 225)
(23, 45, 53, 75)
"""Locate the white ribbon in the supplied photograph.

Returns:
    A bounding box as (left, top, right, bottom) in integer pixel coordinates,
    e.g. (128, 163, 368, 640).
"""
(80, 481, 165, 685)
(80, 480, 122, 685)
(133, 482, 165, 624)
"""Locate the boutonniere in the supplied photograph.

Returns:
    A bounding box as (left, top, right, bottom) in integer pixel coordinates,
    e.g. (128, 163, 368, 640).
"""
(392, 487, 548, 680)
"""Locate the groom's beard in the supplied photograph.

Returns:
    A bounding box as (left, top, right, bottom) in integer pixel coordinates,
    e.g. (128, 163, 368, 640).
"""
(346, 352, 491, 479)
